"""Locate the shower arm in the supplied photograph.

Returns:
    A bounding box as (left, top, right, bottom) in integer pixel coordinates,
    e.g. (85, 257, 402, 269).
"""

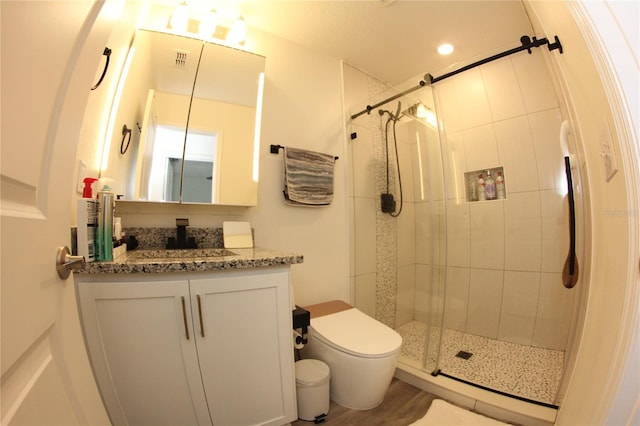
(350, 35, 563, 121)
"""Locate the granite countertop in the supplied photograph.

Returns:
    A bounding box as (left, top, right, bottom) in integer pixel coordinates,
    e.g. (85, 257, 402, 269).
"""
(77, 247, 304, 274)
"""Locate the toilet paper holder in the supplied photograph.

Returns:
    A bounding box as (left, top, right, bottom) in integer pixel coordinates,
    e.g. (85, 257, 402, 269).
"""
(293, 306, 310, 345)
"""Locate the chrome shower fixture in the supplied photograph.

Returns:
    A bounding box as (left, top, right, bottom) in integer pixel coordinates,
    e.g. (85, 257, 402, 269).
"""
(378, 101, 403, 122)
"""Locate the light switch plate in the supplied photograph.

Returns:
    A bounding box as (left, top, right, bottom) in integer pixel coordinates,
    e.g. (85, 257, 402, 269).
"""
(600, 120, 618, 182)
(76, 160, 87, 193)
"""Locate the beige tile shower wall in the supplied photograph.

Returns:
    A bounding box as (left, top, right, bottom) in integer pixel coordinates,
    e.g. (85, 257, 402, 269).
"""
(435, 50, 578, 350)
(344, 63, 400, 325)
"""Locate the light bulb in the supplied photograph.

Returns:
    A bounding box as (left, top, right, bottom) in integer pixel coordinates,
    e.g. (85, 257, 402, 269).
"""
(199, 8, 218, 37)
(437, 43, 454, 55)
(227, 17, 247, 44)
(170, 1, 189, 33)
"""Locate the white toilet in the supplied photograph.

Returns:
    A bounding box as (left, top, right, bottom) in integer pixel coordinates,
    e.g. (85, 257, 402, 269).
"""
(301, 301, 402, 410)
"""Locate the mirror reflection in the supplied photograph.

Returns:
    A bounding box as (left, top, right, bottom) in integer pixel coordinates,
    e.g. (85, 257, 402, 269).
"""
(102, 29, 265, 206)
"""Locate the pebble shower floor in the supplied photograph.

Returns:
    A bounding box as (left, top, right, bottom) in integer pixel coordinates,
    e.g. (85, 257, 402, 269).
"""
(395, 321, 564, 405)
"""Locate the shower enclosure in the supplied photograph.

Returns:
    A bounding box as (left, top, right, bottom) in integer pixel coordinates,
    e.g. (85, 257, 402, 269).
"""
(345, 45, 584, 408)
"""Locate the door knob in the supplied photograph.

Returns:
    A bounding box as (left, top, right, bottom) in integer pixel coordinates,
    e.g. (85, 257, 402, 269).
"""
(56, 246, 85, 279)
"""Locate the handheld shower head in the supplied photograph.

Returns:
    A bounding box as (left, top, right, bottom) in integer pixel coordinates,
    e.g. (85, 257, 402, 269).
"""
(394, 101, 402, 121)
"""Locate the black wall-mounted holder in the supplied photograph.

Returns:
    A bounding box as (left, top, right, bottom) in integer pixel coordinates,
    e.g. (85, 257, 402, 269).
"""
(293, 306, 310, 345)
(91, 47, 112, 91)
(381, 193, 396, 213)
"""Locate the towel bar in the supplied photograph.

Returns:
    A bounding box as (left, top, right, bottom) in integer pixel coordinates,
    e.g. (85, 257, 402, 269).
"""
(270, 144, 338, 161)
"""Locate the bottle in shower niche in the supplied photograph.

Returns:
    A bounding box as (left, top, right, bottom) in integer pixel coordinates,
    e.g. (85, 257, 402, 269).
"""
(485, 170, 496, 200)
(468, 174, 478, 201)
(477, 173, 486, 201)
(96, 179, 115, 261)
(496, 171, 506, 199)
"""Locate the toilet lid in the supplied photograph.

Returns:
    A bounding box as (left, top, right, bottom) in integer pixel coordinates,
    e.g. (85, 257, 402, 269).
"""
(310, 308, 402, 358)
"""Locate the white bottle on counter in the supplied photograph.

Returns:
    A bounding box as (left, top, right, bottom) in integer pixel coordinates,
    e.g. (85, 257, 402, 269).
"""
(114, 217, 122, 242)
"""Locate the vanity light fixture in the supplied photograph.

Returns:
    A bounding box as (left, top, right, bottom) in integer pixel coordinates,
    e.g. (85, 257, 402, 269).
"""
(437, 43, 454, 55)
(168, 2, 247, 45)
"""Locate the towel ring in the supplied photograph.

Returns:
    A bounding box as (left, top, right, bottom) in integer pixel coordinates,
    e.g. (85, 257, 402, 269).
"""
(120, 125, 132, 155)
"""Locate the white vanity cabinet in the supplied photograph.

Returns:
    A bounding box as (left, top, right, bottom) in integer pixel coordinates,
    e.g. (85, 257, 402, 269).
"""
(76, 267, 297, 426)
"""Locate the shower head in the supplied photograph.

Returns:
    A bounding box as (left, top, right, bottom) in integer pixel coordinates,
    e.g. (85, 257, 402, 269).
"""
(403, 101, 438, 127)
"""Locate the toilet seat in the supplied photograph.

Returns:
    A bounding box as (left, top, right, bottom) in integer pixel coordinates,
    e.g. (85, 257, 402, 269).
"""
(310, 308, 402, 358)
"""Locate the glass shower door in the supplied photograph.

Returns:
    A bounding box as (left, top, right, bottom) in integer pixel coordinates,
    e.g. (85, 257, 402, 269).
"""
(429, 51, 582, 407)
(393, 114, 447, 376)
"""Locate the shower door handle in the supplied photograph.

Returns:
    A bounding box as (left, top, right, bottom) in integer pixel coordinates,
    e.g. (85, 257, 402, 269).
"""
(562, 156, 579, 288)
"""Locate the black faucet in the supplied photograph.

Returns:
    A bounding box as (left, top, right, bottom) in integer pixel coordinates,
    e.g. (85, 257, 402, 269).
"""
(167, 218, 197, 249)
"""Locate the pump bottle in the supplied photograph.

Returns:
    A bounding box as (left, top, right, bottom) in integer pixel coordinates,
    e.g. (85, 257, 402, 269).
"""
(78, 177, 99, 262)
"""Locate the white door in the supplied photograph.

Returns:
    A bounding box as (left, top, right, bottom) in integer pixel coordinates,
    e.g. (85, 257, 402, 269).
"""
(1, 2, 114, 424)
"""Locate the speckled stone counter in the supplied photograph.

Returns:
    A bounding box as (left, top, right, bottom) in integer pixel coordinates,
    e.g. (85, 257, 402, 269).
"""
(77, 247, 303, 274)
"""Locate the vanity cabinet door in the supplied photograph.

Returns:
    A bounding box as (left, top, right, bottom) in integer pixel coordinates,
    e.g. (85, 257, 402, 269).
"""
(190, 268, 297, 426)
(77, 280, 212, 426)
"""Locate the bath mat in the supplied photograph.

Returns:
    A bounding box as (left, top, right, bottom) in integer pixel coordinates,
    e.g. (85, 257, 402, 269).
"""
(410, 399, 510, 425)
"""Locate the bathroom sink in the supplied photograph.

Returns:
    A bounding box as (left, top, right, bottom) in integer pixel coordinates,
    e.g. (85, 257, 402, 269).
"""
(127, 248, 237, 261)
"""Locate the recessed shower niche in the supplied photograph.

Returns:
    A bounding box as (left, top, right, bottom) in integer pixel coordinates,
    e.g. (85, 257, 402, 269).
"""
(464, 166, 506, 202)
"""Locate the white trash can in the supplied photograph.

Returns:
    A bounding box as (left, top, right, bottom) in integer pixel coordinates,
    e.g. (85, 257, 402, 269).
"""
(295, 359, 330, 422)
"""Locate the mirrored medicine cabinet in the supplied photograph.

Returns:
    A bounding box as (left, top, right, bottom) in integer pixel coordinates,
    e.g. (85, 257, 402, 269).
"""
(101, 29, 265, 206)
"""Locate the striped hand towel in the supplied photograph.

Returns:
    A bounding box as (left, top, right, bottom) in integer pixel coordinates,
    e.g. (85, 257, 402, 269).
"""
(283, 147, 335, 206)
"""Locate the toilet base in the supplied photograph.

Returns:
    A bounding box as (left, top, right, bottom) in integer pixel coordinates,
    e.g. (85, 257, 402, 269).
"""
(302, 335, 399, 410)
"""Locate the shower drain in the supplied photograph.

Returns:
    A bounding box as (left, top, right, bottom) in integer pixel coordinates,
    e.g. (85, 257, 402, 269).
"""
(455, 350, 473, 360)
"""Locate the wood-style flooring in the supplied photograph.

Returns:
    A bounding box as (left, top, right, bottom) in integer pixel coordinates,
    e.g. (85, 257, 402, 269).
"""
(291, 378, 436, 426)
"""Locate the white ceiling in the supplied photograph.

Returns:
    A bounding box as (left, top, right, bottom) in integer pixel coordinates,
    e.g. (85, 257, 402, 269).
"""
(236, 0, 535, 85)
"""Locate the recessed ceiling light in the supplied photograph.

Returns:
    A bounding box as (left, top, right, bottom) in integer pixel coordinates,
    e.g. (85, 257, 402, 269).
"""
(437, 43, 454, 55)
